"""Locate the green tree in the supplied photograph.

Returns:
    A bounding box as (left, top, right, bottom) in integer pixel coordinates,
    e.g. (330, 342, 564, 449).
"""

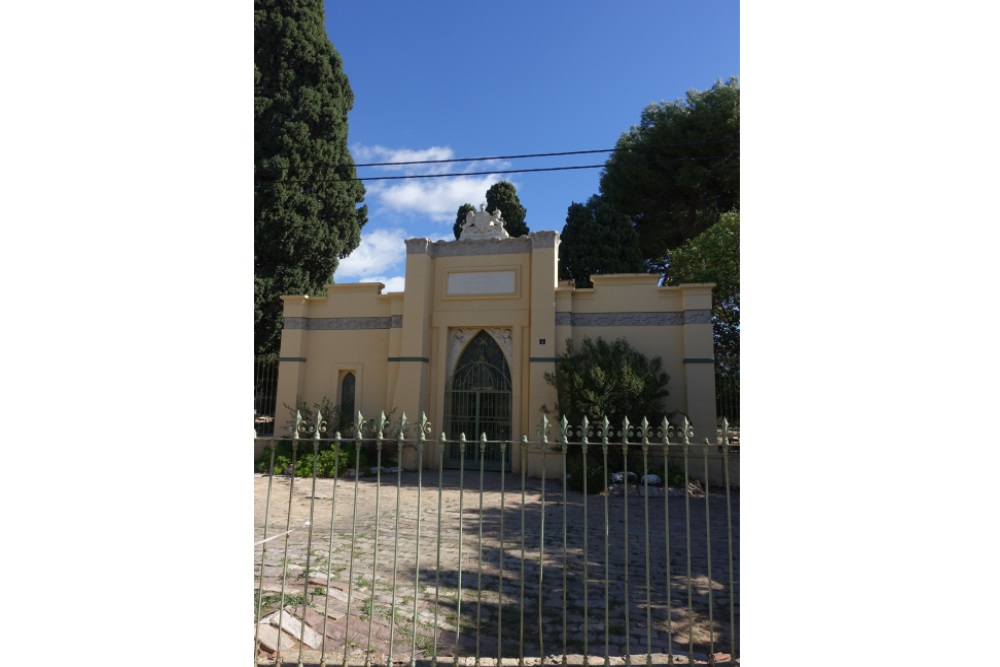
(254, 0, 367, 355)
(485, 181, 529, 237)
(665, 211, 740, 423)
(664, 211, 739, 361)
(599, 77, 739, 274)
(452, 202, 476, 240)
(544, 336, 669, 426)
(559, 195, 644, 287)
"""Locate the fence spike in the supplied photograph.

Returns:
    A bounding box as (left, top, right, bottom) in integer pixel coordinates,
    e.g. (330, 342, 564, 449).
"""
(398, 411, 408, 439)
(313, 408, 326, 440)
(537, 414, 550, 443)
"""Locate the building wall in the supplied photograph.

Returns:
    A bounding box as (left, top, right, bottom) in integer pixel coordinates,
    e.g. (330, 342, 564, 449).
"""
(274, 231, 717, 477)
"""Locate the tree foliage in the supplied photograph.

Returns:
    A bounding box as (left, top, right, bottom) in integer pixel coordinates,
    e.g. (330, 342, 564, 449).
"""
(452, 202, 476, 240)
(559, 195, 644, 287)
(665, 211, 740, 367)
(544, 337, 670, 426)
(599, 77, 739, 274)
(254, 0, 367, 355)
(485, 181, 528, 237)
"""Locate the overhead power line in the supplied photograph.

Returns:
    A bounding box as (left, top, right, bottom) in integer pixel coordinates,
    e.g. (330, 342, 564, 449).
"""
(352, 139, 737, 168)
(258, 153, 735, 184)
(354, 148, 615, 168)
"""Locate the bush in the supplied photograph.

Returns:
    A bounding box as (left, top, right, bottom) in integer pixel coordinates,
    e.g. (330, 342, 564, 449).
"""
(543, 336, 669, 427)
(256, 441, 367, 477)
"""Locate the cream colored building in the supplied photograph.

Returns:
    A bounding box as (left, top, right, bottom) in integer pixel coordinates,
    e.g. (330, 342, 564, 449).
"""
(275, 210, 716, 477)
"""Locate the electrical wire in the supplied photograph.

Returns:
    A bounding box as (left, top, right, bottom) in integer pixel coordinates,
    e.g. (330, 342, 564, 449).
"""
(257, 153, 735, 184)
(254, 139, 738, 183)
(350, 140, 736, 168)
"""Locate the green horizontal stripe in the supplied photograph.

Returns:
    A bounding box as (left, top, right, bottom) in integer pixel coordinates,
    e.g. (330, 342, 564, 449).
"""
(683, 358, 715, 363)
(529, 357, 561, 363)
(388, 356, 429, 363)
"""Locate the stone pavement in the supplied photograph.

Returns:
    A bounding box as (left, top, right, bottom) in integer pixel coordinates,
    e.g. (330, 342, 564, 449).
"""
(254, 470, 739, 665)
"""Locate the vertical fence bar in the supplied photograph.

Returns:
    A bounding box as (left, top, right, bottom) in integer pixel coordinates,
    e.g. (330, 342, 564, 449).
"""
(344, 415, 364, 667)
(388, 414, 408, 663)
(537, 416, 549, 658)
(722, 419, 737, 660)
(560, 417, 569, 665)
(298, 411, 325, 667)
(702, 439, 715, 663)
(276, 412, 302, 666)
(681, 420, 693, 655)
(661, 418, 674, 665)
(411, 415, 428, 667)
(640, 420, 652, 667)
(320, 432, 342, 666)
(456, 433, 466, 650)
(433, 431, 446, 667)
(365, 413, 387, 667)
(254, 436, 279, 661)
(475, 434, 486, 667)
(601, 417, 610, 667)
(580, 417, 590, 666)
(497, 440, 507, 664)
(621, 416, 631, 667)
(519, 435, 528, 667)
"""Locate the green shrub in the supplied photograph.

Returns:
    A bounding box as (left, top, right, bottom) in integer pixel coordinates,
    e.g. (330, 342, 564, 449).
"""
(256, 442, 366, 477)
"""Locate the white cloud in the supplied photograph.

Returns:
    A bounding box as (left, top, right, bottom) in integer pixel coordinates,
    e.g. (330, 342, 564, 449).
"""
(353, 143, 515, 223)
(352, 145, 455, 173)
(377, 175, 501, 221)
(336, 227, 407, 280)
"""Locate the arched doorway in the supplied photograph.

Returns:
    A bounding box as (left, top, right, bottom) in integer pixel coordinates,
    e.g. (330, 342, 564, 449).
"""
(445, 330, 512, 470)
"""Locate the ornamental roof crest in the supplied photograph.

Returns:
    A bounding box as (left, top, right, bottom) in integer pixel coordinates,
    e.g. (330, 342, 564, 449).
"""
(459, 203, 510, 241)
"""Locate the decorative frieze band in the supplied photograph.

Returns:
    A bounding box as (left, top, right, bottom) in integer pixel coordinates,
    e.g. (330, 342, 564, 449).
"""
(683, 309, 713, 324)
(556, 310, 712, 327)
(283, 316, 393, 331)
(553, 310, 712, 326)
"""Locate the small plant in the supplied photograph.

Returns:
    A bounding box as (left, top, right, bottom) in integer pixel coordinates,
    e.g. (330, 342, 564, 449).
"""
(360, 598, 373, 619)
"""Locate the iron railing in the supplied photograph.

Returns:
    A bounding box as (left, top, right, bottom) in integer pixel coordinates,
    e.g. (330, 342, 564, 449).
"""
(255, 356, 279, 437)
(254, 412, 739, 666)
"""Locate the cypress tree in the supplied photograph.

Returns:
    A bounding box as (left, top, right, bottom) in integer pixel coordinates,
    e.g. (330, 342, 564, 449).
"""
(559, 195, 644, 287)
(485, 181, 529, 238)
(255, 0, 367, 355)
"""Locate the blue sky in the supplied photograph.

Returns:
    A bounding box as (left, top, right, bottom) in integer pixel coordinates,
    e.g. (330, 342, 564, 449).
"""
(326, 0, 740, 291)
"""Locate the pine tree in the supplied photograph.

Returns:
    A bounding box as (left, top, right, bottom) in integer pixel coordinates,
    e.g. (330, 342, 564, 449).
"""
(599, 78, 739, 274)
(255, 0, 367, 355)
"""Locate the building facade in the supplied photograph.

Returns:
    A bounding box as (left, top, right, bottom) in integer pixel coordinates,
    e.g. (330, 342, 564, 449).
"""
(275, 212, 716, 477)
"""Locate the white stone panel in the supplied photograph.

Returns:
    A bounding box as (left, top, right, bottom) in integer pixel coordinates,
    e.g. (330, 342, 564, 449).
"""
(446, 271, 515, 295)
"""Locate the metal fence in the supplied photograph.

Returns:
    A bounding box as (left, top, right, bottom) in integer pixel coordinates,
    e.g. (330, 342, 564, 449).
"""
(254, 413, 739, 666)
(255, 355, 280, 437)
(715, 355, 739, 446)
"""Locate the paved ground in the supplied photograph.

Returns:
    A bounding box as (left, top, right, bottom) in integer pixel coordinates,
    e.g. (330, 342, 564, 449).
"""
(254, 470, 739, 666)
